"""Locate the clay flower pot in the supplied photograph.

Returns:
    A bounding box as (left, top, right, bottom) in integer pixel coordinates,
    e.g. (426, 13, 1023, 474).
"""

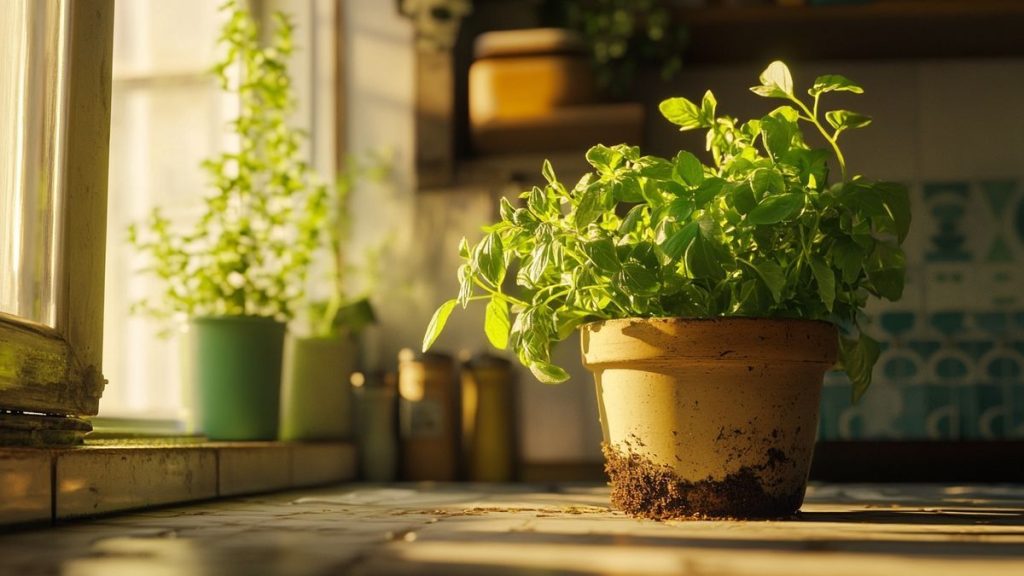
(581, 317, 837, 520)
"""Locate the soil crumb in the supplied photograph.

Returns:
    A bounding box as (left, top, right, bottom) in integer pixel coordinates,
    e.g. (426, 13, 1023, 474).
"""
(602, 443, 803, 521)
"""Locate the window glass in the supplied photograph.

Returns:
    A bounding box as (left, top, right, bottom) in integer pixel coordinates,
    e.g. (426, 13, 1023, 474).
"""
(101, 0, 225, 419)
(0, 0, 70, 327)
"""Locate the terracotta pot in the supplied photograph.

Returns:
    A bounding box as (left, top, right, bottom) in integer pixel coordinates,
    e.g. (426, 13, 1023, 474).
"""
(581, 317, 837, 520)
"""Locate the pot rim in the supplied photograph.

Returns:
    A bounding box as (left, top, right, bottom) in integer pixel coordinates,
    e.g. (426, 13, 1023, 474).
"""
(190, 315, 285, 326)
(582, 316, 836, 331)
(581, 316, 839, 369)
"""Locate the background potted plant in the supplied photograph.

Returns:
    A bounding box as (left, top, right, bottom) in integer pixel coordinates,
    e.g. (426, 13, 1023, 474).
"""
(279, 156, 389, 441)
(129, 1, 327, 441)
(424, 61, 909, 519)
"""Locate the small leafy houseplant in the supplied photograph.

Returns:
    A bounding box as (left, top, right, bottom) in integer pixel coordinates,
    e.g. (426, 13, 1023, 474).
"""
(424, 62, 909, 519)
(129, 1, 327, 440)
(281, 157, 389, 441)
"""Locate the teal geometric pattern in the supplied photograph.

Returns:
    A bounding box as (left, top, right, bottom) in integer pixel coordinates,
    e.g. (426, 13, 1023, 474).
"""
(819, 180, 1024, 440)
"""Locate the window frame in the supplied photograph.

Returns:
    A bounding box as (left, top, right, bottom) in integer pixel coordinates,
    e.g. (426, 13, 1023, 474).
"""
(0, 0, 114, 442)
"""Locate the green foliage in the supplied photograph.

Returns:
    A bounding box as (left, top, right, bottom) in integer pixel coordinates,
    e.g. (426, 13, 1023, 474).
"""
(310, 154, 392, 338)
(545, 0, 688, 98)
(129, 1, 327, 323)
(424, 61, 910, 400)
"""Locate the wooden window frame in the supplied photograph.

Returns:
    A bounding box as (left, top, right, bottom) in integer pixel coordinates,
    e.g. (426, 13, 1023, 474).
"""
(0, 0, 114, 444)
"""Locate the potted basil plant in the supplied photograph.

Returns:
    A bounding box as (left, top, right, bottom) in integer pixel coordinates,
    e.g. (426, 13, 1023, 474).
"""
(424, 61, 909, 519)
(129, 2, 327, 441)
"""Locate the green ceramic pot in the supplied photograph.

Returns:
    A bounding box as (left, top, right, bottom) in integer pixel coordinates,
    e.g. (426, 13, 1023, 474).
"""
(280, 333, 356, 441)
(191, 316, 286, 441)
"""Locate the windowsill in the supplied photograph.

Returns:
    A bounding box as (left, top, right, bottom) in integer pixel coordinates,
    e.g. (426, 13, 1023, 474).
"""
(0, 439, 357, 527)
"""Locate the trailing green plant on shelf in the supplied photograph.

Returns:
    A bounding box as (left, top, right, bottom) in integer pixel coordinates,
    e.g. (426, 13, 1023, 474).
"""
(128, 0, 328, 326)
(423, 61, 909, 401)
(542, 0, 688, 98)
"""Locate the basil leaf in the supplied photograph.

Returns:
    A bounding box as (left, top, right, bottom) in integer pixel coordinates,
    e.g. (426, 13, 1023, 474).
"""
(673, 150, 704, 186)
(747, 193, 803, 225)
(659, 221, 699, 262)
(585, 144, 623, 172)
(529, 360, 570, 384)
(484, 297, 510, 350)
(617, 204, 646, 235)
(826, 109, 872, 133)
(809, 74, 863, 97)
(751, 60, 793, 98)
(865, 242, 905, 301)
(583, 237, 621, 274)
(740, 258, 786, 304)
(685, 229, 726, 280)
(618, 261, 661, 297)
(810, 256, 836, 312)
(422, 299, 457, 352)
(473, 232, 505, 286)
(659, 97, 704, 130)
(841, 334, 880, 403)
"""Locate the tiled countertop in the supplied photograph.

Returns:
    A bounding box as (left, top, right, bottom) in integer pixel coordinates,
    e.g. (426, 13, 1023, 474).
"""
(1, 483, 1022, 575)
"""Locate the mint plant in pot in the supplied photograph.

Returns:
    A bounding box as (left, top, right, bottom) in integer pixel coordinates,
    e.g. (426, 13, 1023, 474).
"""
(424, 62, 909, 519)
(129, 2, 327, 441)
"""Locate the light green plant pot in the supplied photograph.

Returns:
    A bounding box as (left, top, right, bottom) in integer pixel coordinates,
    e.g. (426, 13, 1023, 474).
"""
(191, 316, 286, 441)
(280, 333, 356, 441)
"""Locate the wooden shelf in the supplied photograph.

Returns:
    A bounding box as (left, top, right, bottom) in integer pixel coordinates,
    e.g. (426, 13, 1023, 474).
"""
(674, 1, 1024, 64)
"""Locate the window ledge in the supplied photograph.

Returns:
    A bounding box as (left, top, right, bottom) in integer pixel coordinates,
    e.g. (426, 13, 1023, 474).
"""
(0, 440, 356, 527)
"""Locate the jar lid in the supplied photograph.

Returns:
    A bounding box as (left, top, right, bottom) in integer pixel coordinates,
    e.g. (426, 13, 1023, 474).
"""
(473, 28, 588, 60)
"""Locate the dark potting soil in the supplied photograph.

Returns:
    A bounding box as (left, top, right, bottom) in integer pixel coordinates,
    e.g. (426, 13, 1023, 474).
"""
(602, 443, 804, 521)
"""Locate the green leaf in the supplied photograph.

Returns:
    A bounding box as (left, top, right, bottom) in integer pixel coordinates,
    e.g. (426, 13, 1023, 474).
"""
(618, 261, 660, 297)
(673, 151, 704, 186)
(876, 181, 911, 243)
(666, 196, 695, 222)
(541, 159, 557, 185)
(457, 263, 473, 307)
(731, 182, 757, 215)
(747, 193, 804, 225)
(484, 297, 510, 350)
(685, 228, 726, 280)
(740, 259, 785, 304)
(809, 257, 836, 312)
(659, 221, 699, 262)
(781, 148, 830, 189)
(700, 90, 717, 125)
(841, 334, 881, 402)
(751, 168, 785, 199)
(751, 60, 794, 98)
(636, 156, 674, 180)
(586, 144, 623, 171)
(659, 97, 704, 130)
(832, 239, 865, 284)
(865, 242, 905, 301)
(809, 74, 864, 97)
(422, 299, 457, 352)
(825, 110, 872, 133)
(498, 197, 515, 222)
(613, 177, 645, 203)
(574, 185, 602, 228)
(618, 204, 646, 235)
(760, 114, 796, 158)
(529, 360, 570, 384)
(583, 237, 621, 274)
(693, 177, 725, 209)
(527, 242, 551, 283)
(458, 236, 470, 259)
(473, 232, 505, 286)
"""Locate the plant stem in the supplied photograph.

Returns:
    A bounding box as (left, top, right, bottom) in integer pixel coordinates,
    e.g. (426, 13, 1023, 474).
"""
(472, 277, 530, 308)
(791, 97, 847, 181)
